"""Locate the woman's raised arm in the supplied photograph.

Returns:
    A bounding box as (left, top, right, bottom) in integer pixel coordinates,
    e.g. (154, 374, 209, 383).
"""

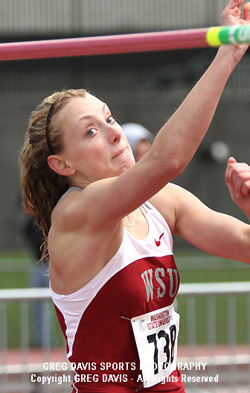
(77, 1, 250, 229)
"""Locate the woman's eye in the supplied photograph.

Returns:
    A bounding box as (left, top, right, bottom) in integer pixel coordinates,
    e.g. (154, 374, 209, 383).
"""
(87, 128, 96, 137)
(107, 115, 115, 124)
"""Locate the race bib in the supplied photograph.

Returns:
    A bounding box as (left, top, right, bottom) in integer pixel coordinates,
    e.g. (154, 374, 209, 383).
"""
(131, 304, 179, 388)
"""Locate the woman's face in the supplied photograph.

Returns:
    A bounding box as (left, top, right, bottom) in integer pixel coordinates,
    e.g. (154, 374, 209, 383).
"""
(57, 93, 135, 186)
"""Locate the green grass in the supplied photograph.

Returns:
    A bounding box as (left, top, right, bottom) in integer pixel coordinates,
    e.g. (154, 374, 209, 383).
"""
(0, 250, 249, 347)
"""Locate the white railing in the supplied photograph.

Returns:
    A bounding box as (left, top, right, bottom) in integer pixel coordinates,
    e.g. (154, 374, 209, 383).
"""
(177, 282, 250, 392)
(0, 283, 250, 392)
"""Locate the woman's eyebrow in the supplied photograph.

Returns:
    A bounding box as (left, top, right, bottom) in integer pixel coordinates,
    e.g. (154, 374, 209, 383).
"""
(103, 103, 110, 113)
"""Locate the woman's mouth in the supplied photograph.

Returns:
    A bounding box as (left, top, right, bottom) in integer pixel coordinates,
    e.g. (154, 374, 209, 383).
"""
(112, 147, 126, 159)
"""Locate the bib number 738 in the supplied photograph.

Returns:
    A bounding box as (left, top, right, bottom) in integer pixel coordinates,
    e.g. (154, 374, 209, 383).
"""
(131, 305, 180, 388)
(147, 324, 177, 374)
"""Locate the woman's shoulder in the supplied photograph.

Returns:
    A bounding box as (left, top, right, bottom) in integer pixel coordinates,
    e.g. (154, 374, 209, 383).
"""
(148, 182, 184, 233)
(50, 187, 84, 231)
(149, 182, 180, 204)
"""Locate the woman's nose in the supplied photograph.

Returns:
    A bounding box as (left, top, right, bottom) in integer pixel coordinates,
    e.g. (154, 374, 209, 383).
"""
(108, 125, 122, 144)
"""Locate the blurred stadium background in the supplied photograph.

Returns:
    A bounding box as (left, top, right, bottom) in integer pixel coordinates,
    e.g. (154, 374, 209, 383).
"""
(0, 0, 249, 250)
(0, 1, 250, 392)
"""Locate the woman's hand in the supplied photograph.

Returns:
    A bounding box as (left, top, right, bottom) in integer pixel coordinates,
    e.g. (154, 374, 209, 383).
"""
(222, 0, 250, 26)
(217, 0, 250, 72)
(225, 157, 250, 219)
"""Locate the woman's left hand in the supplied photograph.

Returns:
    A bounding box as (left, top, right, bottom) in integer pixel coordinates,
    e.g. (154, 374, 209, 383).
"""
(225, 157, 250, 219)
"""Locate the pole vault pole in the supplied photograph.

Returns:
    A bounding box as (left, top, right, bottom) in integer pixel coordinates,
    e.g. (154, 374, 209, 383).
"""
(0, 25, 250, 61)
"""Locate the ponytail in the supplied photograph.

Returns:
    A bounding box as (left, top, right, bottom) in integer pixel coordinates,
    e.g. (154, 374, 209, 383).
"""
(19, 89, 87, 257)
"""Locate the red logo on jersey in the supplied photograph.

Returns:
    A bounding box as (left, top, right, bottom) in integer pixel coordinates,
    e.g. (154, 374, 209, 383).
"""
(155, 232, 164, 247)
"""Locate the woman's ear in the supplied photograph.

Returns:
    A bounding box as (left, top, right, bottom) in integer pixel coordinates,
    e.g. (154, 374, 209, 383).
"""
(47, 155, 75, 177)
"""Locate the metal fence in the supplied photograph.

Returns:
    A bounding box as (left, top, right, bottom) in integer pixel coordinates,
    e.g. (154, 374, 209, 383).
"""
(177, 282, 250, 392)
(0, 288, 69, 393)
(0, 283, 250, 392)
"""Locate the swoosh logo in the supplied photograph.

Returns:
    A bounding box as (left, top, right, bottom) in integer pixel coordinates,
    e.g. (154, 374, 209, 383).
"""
(155, 232, 165, 247)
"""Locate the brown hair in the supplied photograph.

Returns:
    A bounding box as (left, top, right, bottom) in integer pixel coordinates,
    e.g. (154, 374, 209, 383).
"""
(19, 88, 87, 257)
